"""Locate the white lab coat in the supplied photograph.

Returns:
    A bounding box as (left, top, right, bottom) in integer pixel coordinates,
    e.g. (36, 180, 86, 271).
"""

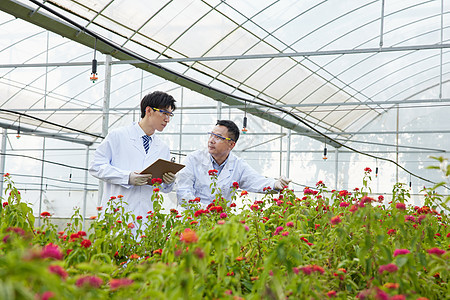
(89, 122, 174, 218)
(176, 149, 276, 205)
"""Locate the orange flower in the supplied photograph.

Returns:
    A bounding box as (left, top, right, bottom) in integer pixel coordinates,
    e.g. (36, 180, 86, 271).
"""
(129, 254, 140, 259)
(236, 256, 244, 261)
(180, 228, 198, 244)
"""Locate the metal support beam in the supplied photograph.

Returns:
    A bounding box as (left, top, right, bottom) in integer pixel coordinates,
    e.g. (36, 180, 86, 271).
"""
(0, 129, 7, 194)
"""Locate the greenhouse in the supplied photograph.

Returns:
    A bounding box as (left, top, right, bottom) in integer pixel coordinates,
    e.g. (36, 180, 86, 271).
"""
(0, 1, 449, 299)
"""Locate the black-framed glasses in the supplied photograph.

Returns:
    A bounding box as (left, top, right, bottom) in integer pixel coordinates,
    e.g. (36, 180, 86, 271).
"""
(207, 132, 234, 142)
(151, 107, 174, 119)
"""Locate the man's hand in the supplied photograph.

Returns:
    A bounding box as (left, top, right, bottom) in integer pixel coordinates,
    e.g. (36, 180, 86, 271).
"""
(129, 171, 152, 186)
(162, 172, 176, 184)
(274, 175, 291, 190)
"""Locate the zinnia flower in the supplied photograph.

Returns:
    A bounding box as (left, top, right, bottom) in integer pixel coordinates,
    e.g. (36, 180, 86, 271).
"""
(110, 278, 134, 290)
(75, 275, 103, 288)
(208, 169, 218, 176)
(80, 239, 92, 248)
(286, 221, 294, 227)
(330, 215, 342, 225)
(393, 249, 410, 257)
(240, 190, 248, 196)
(40, 211, 51, 217)
(378, 263, 398, 274)
(48, 265, 68, 280)
(396, 203, 406, 210)
(232, 182, 239, 189)
(427, 247, 445, 256)
(180, 228, 198, 244)
(41, 243, 63, 260)
(220, 212, 227, 219)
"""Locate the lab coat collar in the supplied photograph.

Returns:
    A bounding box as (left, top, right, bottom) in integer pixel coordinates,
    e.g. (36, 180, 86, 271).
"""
(129, 122, 159, 153)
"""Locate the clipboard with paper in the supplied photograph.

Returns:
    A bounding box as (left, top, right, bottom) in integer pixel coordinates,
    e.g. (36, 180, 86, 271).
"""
(139, 158, 185, 179)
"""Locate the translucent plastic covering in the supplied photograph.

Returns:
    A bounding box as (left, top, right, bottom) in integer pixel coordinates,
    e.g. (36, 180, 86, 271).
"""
(0, 0, 449, 220)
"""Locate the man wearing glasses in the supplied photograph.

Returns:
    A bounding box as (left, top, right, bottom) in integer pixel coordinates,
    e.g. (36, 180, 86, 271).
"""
(89, 91, 177, 218)
(176, 120, 291, 206)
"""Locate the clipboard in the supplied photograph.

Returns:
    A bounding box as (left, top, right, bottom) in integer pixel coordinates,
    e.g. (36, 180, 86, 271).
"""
(140, 158, 185, 179)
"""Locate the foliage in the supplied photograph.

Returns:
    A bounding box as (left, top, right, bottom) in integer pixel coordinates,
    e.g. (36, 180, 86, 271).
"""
(0, 163, 449, 300)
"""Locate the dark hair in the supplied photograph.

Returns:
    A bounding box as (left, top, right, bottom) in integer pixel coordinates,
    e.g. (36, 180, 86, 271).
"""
(140, 91, 176, 118)
(216, 120, 240, 143)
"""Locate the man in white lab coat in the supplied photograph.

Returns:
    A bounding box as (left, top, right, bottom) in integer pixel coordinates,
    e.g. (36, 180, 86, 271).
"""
(89, 91, 176, 218)
(176, 120, 291, 206)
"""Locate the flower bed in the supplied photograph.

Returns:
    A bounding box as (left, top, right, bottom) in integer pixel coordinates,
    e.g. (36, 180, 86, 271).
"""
(0, 162, 449, 299)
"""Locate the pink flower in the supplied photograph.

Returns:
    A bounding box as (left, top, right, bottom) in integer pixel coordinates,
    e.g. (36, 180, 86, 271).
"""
(427, 247, 445, 256)
(349, 205, 358, 213)
(281, 231, 289, 236)
(286, 221, 294, 227)
(76, 275, 103, 288)
(220, 212, 227, 219)
(110, 278, 134, 290)
(180, 228, 198, 244)
(393, 249, 410, 257)
(378, 263, 398, 274)
(48, 265, 68, 280)
(41, 243, 63, 260)
(37, 291, 55, 300)
(339, 201, 349, 207)
(396, 203, 406, 210)
(274, 226, 284, 235)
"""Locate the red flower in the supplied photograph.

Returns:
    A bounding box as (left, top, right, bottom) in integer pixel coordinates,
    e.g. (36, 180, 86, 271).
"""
(136, 216, 143, 220)
(232, 182, 239, 189)
(153, 188, 160, 192)
(180, 228, 198, 244)
(2, 202, 8, 208)
(240, 190, 248, 196)
(364, 167, 372, 173)
(327, 290, 337, 298)
(396, 203, 406, 210)
(349, 205, 358, 213)
(129, 254, 140, 259)
(194, 247, 205, 259)
(110, 278, 134, 290)
(208, 169, 218, 176)
(48, 265, 68, 280)
(40, 211, 51, 217)
(41, 243, 63, 260)
(387, 229, 396, 235)
(151, 178, 163, 185)
(330, 216, 342, 225)
(3, 173, 10, 177)
(378, 195, 384, 202)
(229, 203, 237, 208)
(339, 201, 349, 207)
(190, 220, 198, 225)
(80, 239, 92, 248)
(127, 223, 135, 229)
(75, 275, 103, 288)
(236, 256, 244, 261)
(316, 180, 325, 187)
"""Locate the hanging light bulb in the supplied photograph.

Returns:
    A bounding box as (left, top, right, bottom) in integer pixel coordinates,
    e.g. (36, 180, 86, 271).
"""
(16, 117, 21, 139)
(242, 116, 248, 133)
(241, 101, 248, 133)
(90, 38, 98, 83)
(375, 167, 379, 177)
(323, 145, 327, 160)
